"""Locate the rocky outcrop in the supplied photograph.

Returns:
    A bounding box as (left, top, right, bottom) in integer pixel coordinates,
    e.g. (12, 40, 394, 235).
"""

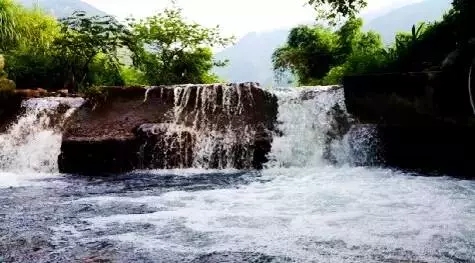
(343, 72, 475, 178)
(58, 83, 278, 174)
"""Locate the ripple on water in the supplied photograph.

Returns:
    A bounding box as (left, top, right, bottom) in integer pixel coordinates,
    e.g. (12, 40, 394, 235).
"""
(35, 167, 473, 263)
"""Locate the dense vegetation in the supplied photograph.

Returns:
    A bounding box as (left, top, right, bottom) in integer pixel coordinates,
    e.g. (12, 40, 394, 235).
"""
(2, 0, 473, 90)
(277, 0, 475, 85)
(0, 0, 231, 93)
(273, 17, 384, 85)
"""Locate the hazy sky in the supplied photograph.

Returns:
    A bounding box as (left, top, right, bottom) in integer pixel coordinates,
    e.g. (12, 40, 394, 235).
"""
(83, 0, 423, 37)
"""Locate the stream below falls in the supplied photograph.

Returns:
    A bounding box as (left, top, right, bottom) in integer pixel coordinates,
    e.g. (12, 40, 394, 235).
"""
(0, 88, 474, 263)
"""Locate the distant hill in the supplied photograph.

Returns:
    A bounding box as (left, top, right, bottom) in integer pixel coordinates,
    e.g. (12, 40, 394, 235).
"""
(213, 28, 294, 87)
(364, 0, 452, 44)
(214, 0, 452, 85)
(18, 0, 107, 18)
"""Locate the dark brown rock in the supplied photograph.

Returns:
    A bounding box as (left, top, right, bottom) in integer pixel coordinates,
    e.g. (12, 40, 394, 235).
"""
(343, 72, 475, 178)
(0, 92, 23, 133)
(58, 138, 140, 174)
(59, 83, 278, 174)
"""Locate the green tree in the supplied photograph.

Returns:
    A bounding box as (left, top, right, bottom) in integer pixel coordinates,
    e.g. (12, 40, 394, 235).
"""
(306, 0, 367, 20)
(53, 11, 131, 91)
(273, 17, 385, 85)
(129, 7, 232, 85)
(272, 25, 339, 85)
(120, 66, 147, 86)
(335, 17, 364, 60)
(86, 53, 125, 86)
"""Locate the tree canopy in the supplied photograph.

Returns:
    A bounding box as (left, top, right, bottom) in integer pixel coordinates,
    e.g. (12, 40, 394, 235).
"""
(306, 0, 367, 20)
(1, 2, 232, 92)
(128, 7, 233, 85)
(273, 18, 384, 85)
(54, 11, 130, 91)
(275, 0, 475, 85)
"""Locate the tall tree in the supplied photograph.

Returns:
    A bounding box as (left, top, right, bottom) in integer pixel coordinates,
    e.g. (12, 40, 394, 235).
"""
(128, 7, 233, 85)
(54, 11, 130, 91)
(273, 17, 384, 85)
(272, 25, 339, 84)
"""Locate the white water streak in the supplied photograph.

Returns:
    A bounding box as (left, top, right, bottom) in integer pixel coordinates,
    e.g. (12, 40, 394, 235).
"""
(0, 97, 84, 173)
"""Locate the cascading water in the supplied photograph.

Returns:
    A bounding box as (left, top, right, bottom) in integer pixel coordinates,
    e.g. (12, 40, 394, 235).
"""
(137, 83, 271, 169)
(268, 86, 346, 167)
(0, 87, 474, 263)
(0, 97, 84, 173)
(138, 84, 365, 170)
(266, 85, 378, 168)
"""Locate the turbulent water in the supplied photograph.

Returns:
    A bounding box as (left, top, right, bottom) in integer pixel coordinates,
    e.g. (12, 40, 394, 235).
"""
(139, 83, 264, 169)
(0, 88, 474, 263)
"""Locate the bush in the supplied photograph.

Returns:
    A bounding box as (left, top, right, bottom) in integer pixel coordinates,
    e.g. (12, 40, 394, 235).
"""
(5, 49, 65, 89)
(86, 54, 125, 87)
(120, 67, 147, 86)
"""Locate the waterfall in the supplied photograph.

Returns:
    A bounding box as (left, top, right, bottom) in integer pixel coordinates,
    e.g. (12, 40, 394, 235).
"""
(137, 83, 376, 170)
(267, 85, 378, 168)
(137, 83, 275, 169)
(0, 97, 84, 173)
(0, 85, 378, 173)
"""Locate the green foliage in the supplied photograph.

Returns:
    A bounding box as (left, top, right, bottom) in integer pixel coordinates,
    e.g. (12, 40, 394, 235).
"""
(0, 0, 23, 52)
(0, 78, 15, 92)
(80, 85, 108, 101)
(85, 53, 125, 87)
(120, 67, 147, 86)
(307, 0, 367, 21)
(361, 0, 475, 75)
(1, 5, 63, 89)
(273, 17, 385, 85)
(273, 25, 339, 84)
(5, 48, 64, 89)
(19, 6, 60, 51)
(450, 0, 475, 43)
(53, 11, 131, 91)
(0, 1, 58, 52)
(128, 6, 232, 85)
(277, 0, 475, 86)
(1, 2, 233, 91)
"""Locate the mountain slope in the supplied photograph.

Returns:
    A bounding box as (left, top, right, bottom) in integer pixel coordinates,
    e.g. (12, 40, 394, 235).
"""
(18, 0, 107, 17)
(213, 28, 293, 87)
(364, 0, 452, 44)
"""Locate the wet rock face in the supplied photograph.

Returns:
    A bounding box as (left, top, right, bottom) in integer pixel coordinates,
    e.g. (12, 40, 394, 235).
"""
(0, 89, 76, 133)
(0, 94, 23, 133)
(59, 83, 278, 174)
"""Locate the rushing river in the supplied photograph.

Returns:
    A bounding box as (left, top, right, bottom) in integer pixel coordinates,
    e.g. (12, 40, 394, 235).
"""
(0, 89, 474, 263)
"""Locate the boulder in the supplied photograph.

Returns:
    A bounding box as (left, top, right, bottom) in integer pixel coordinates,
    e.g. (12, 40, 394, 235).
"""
(58, 83, 278, 174)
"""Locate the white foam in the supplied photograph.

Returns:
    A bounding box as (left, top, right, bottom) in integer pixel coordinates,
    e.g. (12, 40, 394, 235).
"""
(81, 167, 475, 261)
(0, 97, 84, 179)
(0, 171, 61, 188)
